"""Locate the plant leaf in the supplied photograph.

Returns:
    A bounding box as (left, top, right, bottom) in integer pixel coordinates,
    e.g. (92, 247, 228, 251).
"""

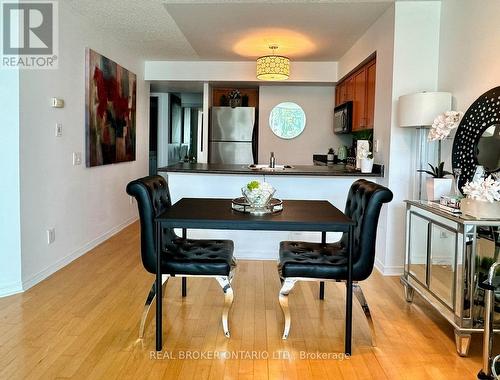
(417, 170, 437, 177)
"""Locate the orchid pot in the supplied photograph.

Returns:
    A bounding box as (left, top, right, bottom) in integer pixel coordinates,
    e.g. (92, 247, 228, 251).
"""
(360, 158, 374, 173)
(426, 177, 452, 201)
(418, 162, 452, 201)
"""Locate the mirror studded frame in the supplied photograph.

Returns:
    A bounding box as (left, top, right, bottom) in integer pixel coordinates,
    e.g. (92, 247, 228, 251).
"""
(452, 86, 500, 190)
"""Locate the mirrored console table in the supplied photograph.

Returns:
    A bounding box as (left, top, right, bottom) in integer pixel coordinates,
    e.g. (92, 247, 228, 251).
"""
(401, 200, 500, 356)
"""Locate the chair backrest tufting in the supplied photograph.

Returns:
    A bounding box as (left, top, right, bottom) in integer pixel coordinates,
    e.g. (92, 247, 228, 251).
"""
(126, 175, 177, 273)
(340, 179, 393, 281)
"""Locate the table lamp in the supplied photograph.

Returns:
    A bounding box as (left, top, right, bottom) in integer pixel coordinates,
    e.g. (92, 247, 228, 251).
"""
(398, 92, 452, 199)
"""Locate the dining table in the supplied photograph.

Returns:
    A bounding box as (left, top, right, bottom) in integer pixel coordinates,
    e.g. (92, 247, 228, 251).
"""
(155, 198, 355, 354)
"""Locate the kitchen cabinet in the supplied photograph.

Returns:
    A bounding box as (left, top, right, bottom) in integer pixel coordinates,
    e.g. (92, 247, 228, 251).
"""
(352, 68, 366, 131)
(335, 83, 342, 105)
(335, 58, 376, 131)
(365, 61, 376, 129)
(212, 88, 259, 108)
(336, 82, 346, 105)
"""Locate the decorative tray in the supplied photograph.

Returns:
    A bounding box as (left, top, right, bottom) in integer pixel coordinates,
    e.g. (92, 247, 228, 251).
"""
(231, 197, 283, 215)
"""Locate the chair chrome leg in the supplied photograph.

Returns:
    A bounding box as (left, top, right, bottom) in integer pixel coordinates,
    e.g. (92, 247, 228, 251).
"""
(139, 275, 169, 339)
(229, 261, 237, 283)
(279, 278, 297, 340)
(216, 276, 234, 338)
(353, 283, 377, 347)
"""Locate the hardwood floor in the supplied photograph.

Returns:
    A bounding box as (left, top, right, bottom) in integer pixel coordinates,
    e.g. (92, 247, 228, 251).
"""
(0, 222, 495, 379)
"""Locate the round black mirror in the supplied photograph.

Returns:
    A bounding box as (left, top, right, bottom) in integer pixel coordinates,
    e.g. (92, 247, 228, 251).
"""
(452, 86, 500, 191)
(476, 124, 500, 172)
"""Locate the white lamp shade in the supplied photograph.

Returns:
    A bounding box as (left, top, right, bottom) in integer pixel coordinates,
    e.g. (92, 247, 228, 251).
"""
(398, 92, 452, 127)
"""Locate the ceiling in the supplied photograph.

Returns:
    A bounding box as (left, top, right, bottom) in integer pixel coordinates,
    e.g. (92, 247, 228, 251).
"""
(66, 0, 394, 61)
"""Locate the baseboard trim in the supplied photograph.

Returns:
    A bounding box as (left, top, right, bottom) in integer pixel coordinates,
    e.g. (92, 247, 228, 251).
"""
(0, 281, 24, 298)
(235, 250, 277, 261)
(236, 252, 405, 274)
(375, 257, 404, 276)
(21, 216, 138, 291)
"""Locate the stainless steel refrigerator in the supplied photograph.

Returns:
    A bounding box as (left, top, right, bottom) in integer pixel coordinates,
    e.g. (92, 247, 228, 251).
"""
(209, 107, 257, 164)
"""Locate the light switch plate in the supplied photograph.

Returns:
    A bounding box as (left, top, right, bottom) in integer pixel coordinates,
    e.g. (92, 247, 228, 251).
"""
(73, 152, 82, 166)
(47, 228, 55, 244)
(51, 98, 64, 108)
(55, 123, 62, 137)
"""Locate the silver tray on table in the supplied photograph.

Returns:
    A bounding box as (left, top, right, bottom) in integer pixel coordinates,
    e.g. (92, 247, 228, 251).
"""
(231, 197, 283, 215)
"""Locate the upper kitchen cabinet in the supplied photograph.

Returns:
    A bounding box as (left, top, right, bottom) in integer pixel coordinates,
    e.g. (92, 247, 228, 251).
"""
(212, 88, 259, 108)
(335, 57, 376, 132)
(352, 68, 366, 131)
(365, 60, 376, 129)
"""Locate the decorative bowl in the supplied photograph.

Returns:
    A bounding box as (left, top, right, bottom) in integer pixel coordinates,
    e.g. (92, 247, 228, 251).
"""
(241, 182, 275, 209)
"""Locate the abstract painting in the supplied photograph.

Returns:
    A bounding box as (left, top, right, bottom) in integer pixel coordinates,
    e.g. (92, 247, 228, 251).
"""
(86, 48, 136, 167)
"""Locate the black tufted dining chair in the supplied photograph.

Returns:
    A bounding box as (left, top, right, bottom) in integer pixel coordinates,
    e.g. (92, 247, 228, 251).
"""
(277, 179, 393, 345)
(126, 175, 236, 339)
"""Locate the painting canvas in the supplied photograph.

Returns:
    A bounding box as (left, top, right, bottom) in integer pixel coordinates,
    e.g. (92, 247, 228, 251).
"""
(86, 48, 137, 167)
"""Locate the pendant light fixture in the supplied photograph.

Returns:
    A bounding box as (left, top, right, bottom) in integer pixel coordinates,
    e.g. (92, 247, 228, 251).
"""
(256, 45, 290, 81)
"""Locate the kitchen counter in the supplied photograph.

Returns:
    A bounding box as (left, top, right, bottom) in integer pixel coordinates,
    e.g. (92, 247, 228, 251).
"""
(159, 163, 383, 177)
(160, 162, 383, 260)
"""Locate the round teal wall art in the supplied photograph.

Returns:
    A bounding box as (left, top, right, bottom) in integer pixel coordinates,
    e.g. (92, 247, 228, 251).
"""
(269, 102, 306, 139)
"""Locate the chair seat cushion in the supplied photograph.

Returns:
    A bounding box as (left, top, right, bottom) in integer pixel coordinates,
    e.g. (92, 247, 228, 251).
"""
(278, 241, 350, 280)
(162, 239, 234, 276)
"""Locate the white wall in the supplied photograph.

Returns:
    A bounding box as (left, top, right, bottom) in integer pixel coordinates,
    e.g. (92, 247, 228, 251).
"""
(0, 68, 23, 296)
(384, 1, 441, 272)
(438, 0, 500, 111)
(338, 5, 395, 273)
(17, 2, 149, 289)
(437, 0, 500, 162)
(338, 1, 442, 275)
(257, 86, 351, 165)
(200, 83, 211, 164)
(145, 61, 338, 84)
(151, 93, 170, 167)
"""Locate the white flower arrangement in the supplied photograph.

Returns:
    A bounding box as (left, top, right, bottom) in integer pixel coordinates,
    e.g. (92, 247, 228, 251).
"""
(357, 146, 373, 160)
(428, 111, 463, 141)
(242, 180, 275, 208)
(462, 175, 500, 203)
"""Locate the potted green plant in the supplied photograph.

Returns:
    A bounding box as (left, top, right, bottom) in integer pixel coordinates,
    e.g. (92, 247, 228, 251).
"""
(360, 152, 373, 173)
(418, 162, 452, 200)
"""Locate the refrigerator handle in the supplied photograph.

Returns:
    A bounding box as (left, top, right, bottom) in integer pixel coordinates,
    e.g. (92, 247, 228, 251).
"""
(251, 115, 258, 164)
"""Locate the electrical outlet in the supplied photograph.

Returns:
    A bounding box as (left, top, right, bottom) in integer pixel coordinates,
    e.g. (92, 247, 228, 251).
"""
(73, 152, 82, 166)
(374, 139, 380, 153)
(47, 228, 55, 244)
(51, 98, 64, 108)
(129, 196, 134, 205)
(55, 123, 62, 137)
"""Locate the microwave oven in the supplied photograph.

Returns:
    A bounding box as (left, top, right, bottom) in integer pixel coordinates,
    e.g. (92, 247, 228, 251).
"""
(334, 101, 353, 134)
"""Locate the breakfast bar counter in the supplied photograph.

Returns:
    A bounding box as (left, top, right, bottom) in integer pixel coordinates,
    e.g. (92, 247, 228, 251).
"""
(159, 162, 384, 177)
(157, 162, 385, 260)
